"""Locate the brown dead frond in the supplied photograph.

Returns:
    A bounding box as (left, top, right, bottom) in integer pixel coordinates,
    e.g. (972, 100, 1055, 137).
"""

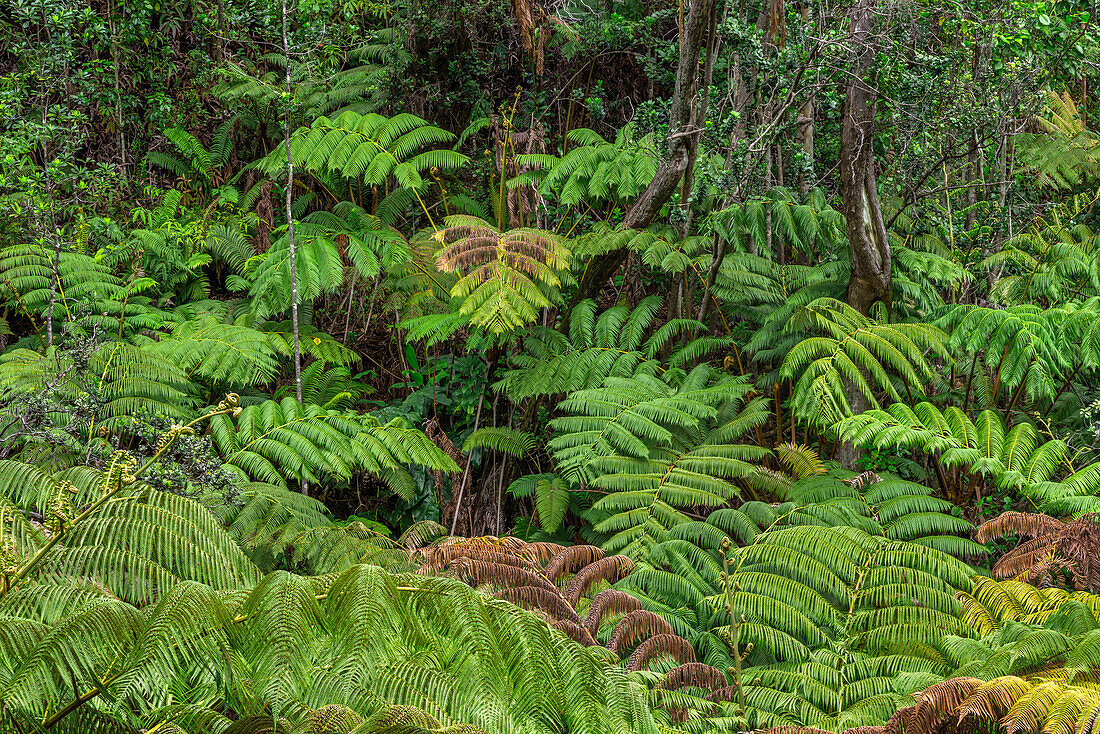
(436, 219, 567, 284)
(975, 512, 1065, 544)
(544, 545, 606, 582)
(976, 513, 1100, 592)
(754, 727, 834, 734)
(494, 586, 583, 625)
(419, 536, 535, 572)
(564, 555, 635, 605)
(512, 0, 549, 74)
(993, 537, 1057, 578)
(607, 610, 676, 655)
(308, 704, 364, 733)
(424, 418, 466, 511)
(551, 619, 597, 646)
(452, 559, 557, 593)
(883, 704, 917, 734)
(914, 678, 983, 734)
(584, 589, 644, 634)
(658, 663, 727, 693)
(626, 633, 696, 671)
(524, 541, 566, 565)
(842, 727, 887, 734)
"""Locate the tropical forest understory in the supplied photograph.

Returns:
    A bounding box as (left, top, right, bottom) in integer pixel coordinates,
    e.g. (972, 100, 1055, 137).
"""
(2, 0, 1100, 732)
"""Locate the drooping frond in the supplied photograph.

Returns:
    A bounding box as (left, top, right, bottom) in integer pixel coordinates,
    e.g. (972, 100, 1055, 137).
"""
(779, 298, 951, 425)
(209, 398, 458, 490)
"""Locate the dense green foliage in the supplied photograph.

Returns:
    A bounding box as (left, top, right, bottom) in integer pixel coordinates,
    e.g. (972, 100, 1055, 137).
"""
(2, 0, 1100, 732)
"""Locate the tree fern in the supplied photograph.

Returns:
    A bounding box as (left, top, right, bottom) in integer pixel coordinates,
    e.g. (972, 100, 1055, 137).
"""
(0, 239, 124, 336)
(709, 187, 847, 262)
(778, 298, 950, 425)
(1015, 91, 1100, 190)
(0, 341, 196, 434)
(548, 368, 770, 557)
(0, 564, 661, 734)
(146, 316, 281, 388)
(496, 295, 728, 401)
(935, 304, 1069, 405)
(217, 42, 402, 122)
(619, 523, 975, 730)
(256, 111, 467, 222)
(248, 204, 406, 320)
(511, 124, 658, 209)
(981, 193, 1100, 305)
(834, 403, 1100, 510)
(958, 576, 1100, 636)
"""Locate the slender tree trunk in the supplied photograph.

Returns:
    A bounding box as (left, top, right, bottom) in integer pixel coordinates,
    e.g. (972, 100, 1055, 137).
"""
(41, 108, 61, 348)
(795, 2, 814, 197)
(841, 0, 891, 316)
(282, 0, 305, 491)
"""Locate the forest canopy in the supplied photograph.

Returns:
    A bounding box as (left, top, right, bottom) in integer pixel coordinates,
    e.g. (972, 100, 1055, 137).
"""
(2, 0, 1100, 732)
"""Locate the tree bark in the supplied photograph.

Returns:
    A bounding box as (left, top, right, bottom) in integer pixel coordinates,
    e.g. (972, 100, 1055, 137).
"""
(836, 0, 888, 469)
(841, 0, 891, 316)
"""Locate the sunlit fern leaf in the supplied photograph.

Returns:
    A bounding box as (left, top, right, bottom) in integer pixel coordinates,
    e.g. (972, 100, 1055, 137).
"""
(958, 576, 1100, 637)
(433, 215, 572, 334)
